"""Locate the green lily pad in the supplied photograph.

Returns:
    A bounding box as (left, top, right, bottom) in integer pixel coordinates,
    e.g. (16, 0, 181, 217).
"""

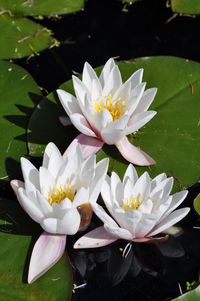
(0, 0, 84, 16)
(0, 60, 41, 184)
(171, 0, 200, 14)
(27, 56, 200, 191)
(0, 14, 55, 59)
(172, 285, 200, 300)
(0, 199, 72, 300)
(193, 194, 200, 216)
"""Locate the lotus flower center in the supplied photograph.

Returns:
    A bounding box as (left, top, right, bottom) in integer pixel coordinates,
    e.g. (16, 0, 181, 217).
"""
(93, 94, 125, 120)
(48, 181, 74, 205)
(123, 194, 142, 211)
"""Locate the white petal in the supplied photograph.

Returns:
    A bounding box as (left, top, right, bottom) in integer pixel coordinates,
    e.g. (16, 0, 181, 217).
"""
(133, 172, 151, 201)
(135, 215, 158, 238)
(99, 58, 115, 87)
(122, 209, 142, 236)
(36, 190, 53, 216)
(127, 68, 143, 89)
(128, 83, 146, 116)
(150, 177, 174, 199)
(134, 88, 157, 114)
(138, 199, 153, 214)
(112, 79, 131, 103)
(160, 190, 188, 222)
(39, 167, 55, 199)
(124, 178, 134, 200)
(91, 78, 102, 100)
(20, 157, 39, 190)
(125, 111, 157, 135)
(92, 203, 118, 228)
(104, 223, 133, 240)
(72, 75, 89, 104)
(94, 109, 112, 132)
(18, 188, 44, 222)
(42, 143, 62, 170)
(80, 155, 95, 187)
(47, 148, 63, 179)
(149, 207, 190, 237)
(103, 65, 122, 96)
(82, 62, 99, 91)
(70, 113, 97, 137)
(123, 164, 138, 185)
(151, 173, 167, 191)
(101, 127, 126, 145)
(89, 158, 109, 204)
(57, 89, 81, 115)
(52, 199, 72, 218)
(73, 187, 89, 207)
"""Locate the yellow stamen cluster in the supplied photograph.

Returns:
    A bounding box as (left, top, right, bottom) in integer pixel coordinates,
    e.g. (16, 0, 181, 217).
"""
(48, 181, 74, 206)
(93, 94, 125, 121)
(123, 194, 142, 211)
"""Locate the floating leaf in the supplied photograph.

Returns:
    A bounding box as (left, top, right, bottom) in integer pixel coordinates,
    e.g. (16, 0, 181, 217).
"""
(193, 193, 200, 216)
(171, 0, 200, 14)
(0, 14, 55, 59)
(28, 56, 200, 191)
(172, 285, 200, 300)
(0, 60, 41, 184)
(0, 199, 73, 301)
(0, 0, 84, 16)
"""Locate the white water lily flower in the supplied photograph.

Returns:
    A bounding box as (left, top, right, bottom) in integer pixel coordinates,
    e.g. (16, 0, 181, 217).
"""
(74, 164, 190, 249)
(11, 142, 108, 283)
(57, 58, 157, 166)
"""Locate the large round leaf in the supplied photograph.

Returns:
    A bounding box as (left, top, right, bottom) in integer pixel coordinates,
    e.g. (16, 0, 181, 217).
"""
(171, 0, 200, 14)
(0, 15, 55, 59)
(27, 56, 200, 191)
(0, 60, 41, 184)
(0, 0, 83, 16)
(0, 199, 72, 300)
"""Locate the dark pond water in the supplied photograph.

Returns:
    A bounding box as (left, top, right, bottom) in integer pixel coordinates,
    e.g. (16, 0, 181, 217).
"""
(3, 0, 200, 299)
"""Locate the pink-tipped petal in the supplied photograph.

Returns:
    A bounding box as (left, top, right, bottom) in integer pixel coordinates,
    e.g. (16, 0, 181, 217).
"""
(133, 235, 169, 243)
(115, 136, 156, 166)
(10, 179, 24, 201)
(63, 134, 104, 160)
(73, 226, 117, 249)
(28, 232, 66, 284)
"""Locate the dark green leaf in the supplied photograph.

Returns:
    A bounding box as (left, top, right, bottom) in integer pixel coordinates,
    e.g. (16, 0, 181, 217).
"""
(193, 194, 200, 216)
(171, 0, 200, 14)
(172, 285, 200, 300)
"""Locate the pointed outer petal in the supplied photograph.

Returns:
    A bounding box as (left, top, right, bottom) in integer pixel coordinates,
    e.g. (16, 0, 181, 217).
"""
(10, 179, 24, 202)
(70, 113, 97, 137)
(39, 167, 55, 199)
(151, 173, 167, 191)
(74, 226, 117, 249)
(73, 187, 90, 207)
(148, 207, 190, 237)
(91, 78, 102, 100)
(28, 232, 66, 284)
(89, 158, 109, 204)
(127, 68, 144, 90)
(132, 235, 169, 243)
(18, 188, 44, 222)
(92, 203, 118, 227)
(134, 215, 159, 238)
(134, 88, 157, 114)
(36, 190, 53, 216)
(42, 143, 62, 169)
(104, 223, 133, 240)
(52, 199, 72, 219)
(126, 111, 157, 135)
(150, 177, 174, 199)
(116, 136, 155, 166)
(42, 208, 81, 235)
(20, 157, 39, 190)
(111, 171, 121, 197)
(115, 209, 142, 236)
(99, 58, 115, 87)
(47, 149, 63, 179)
(94, 109, 113, 133)
(138, 199, 153, 214)
(57, 89, 81, 116)
(159, 190, 188, 222)
(82, 62, 99, 91)
(80, 155, 95, 187)
(72, 75, 89, 104)
(101, 179, 112, 213)
(124, 178, 134, 200)
(127, 83, 146, 116)
(123, 164, 138, 186)
(63, 134, 104, 161)
(133, 172, 151, 201)
(112, 78, 131, 103)
(103, 65, 122, 96)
